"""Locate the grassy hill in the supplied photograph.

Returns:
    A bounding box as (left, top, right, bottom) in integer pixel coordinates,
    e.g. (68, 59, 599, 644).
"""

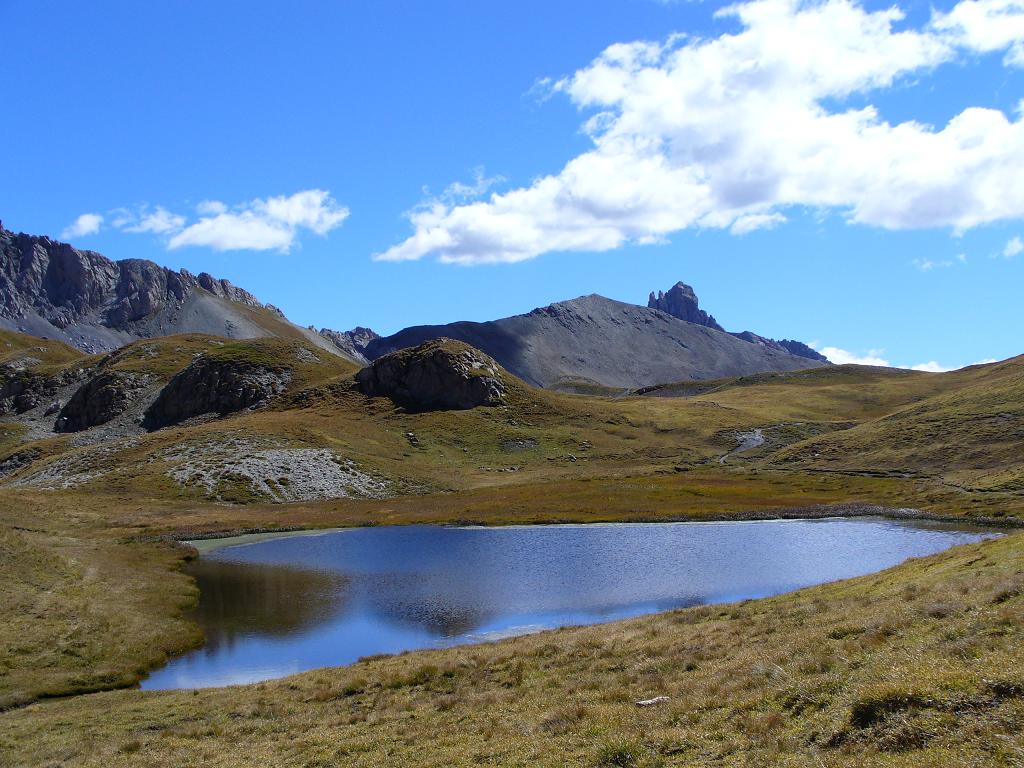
(771, 357, 1024, 491)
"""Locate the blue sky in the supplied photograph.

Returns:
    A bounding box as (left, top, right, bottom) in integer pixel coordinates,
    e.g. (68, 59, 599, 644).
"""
(2, 0, 1023, 370)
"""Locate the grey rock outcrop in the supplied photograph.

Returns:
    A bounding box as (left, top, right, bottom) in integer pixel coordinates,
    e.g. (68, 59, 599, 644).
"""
(648, 282, 724, 330)
(318, 326, 380, 364)
(356, 338, 506, 410)
(730, 332, 829, 362)
(775, 339, 829, 363)
(143, 356, 290, 430)
(0, 225, 345, 358)
(0, 365, 84, 415)
(55, 370, 149, 432)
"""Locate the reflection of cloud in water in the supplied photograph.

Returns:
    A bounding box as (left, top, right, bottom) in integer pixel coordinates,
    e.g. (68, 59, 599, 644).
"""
(189, 559, 348, 651)
(356, 572, 495, 637)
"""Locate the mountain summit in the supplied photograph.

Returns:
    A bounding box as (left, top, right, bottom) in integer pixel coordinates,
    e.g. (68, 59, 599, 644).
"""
(648, 281, 828, 365)
(648, 282, 724, 331)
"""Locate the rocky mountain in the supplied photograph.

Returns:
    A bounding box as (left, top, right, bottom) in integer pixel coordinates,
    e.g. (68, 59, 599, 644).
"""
(366, 292, 827, 390)
(0, 225, 348, 358)
(648, 282, 828, 363)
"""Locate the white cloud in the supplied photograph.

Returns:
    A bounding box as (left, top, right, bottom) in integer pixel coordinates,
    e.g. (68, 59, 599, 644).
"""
(379, 0, 1024, 265)
(1004, 235, 1023, 257)
(932, 0, 1024, 66)
(196, 200, 228, 216)
(119, 206, 186, 234)
(107, 190, 348, 253)
(821, 346, 891, 366)
(440, 168, 506, 203)
(730, 212, 787, 235)
(60, 213, 103, 240)
(822, 347, 998, 371)
(913, 257, 956, 271)
(910, 360, 951, 372)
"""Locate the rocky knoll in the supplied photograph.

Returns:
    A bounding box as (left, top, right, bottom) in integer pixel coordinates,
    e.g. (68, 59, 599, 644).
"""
(356, 338, 506, 410)
(143, 356, 290, 430)
(55, 370, 150, 432)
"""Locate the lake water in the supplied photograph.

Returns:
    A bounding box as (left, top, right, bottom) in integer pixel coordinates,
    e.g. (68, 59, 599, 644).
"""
(142, 518, 995, 689)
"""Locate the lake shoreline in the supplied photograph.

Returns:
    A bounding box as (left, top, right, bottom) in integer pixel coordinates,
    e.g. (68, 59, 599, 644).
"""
(172, 502, 1024, 553)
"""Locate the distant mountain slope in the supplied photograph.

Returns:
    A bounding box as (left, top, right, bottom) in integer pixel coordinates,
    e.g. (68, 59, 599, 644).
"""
(0, 226, 351, 359)
(365, 293, 826, 389)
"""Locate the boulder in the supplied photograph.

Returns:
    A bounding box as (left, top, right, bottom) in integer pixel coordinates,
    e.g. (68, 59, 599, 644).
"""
(356, 338, 506, 410)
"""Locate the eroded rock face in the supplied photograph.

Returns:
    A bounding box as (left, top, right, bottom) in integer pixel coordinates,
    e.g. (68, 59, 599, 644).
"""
(55, 371, 150, 432)
(143, 356, 290, 430)
(356, 338, 506, 410)
(0, 365, 84, 415)
(648, 282, 724, 331)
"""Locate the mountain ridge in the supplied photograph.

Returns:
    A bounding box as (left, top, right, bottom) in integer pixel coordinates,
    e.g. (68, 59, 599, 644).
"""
(0, 225, 351, 359)
(365, 292, 826, 389)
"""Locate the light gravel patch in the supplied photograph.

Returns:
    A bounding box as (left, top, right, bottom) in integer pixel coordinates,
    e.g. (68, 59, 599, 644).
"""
(164, 439, 390, 502)
(719, 428, 766, 464)
(8, 441, 138, 489)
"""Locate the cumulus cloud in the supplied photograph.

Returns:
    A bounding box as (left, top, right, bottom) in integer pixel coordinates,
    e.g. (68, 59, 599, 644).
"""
(1004, 235, 1023, 257)
(115, 206, 186, 235)
(820, 346, 891, 366)
(821, 347, 997, 371)
(379, 0, 1024, 265)
(910, 361, 951, 372)
(105, 190, 348, 252)
(60, 213, 103, 239)
(932, 0, 1024, 66)
(196, 200, 228, 216)
(730, 212, 788, 235)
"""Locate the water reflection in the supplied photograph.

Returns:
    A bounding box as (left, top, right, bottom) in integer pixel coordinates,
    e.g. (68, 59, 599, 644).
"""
(188, 559, 348, 650)
(143, 518, 997, 690)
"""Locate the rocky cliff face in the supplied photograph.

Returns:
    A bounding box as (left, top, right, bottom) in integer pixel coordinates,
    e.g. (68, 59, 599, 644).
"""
(143, 356, 290, 429)
(648, 282, 724, 331)
(0, 225, 342, 357)
(0, 364, 84, 416)
(356, 338, 506, 410)
(318, 326, 379, 364)
(55, 371, 150, 432)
